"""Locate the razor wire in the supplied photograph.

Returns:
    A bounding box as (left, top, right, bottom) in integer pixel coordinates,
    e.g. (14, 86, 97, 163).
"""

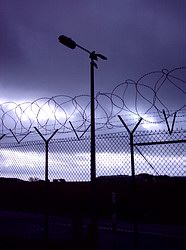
(0, 67, 185, 138)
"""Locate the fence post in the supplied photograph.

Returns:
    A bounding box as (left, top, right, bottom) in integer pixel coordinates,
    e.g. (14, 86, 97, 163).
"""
(9, 129, 31, 143)
(0, 134, 6, 141)
(163, 110, 177, 135)
(69, 120, 91, 140)
(34, 128, 58, 246)
(118, 115, 142, 250)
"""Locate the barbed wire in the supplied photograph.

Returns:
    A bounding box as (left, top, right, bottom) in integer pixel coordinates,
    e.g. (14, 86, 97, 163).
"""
(0, 67, 185, 138)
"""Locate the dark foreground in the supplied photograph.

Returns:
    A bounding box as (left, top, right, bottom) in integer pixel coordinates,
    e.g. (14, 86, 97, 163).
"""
(0, 233, 185, 250)
(0, 176, 186, 249)
(0, 210, 185, 250)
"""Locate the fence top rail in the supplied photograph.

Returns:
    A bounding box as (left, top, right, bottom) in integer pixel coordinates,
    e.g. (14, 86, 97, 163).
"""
(134, 139, 186, 146)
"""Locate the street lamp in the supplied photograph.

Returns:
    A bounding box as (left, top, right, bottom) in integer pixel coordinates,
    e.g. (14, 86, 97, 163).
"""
(58, 35, 107, 185)
(58, 35, 107, 243)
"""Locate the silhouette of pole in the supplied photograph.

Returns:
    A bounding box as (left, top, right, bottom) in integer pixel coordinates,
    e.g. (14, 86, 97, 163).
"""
(90, 54, 96, 188)
(58, 35, 107, 246)
(58, 36, 106, 184)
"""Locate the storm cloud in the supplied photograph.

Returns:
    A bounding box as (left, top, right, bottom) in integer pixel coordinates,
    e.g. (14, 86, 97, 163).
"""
(0, 0, 185, 103)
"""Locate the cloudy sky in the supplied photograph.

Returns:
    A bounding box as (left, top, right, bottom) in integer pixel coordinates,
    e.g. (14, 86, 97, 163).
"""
(0, 0, 185, 103)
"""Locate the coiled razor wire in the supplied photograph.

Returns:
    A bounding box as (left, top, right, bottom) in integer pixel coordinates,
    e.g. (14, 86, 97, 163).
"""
(0, 67, 185, 138)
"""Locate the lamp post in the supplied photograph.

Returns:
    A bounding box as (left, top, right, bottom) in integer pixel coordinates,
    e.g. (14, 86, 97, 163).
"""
(58, 35, 107, 186)
(58, 35, 107, 243)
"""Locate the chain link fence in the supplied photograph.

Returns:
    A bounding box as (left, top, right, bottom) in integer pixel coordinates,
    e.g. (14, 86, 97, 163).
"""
(0, 129, 185, 180)
(0, 128, 185, 249)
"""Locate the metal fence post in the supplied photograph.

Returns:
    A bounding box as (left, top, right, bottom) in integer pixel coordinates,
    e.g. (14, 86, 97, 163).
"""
(0, 134, 6, 141)
(118, 115, 142, 250)
(34, 128, 58, 246)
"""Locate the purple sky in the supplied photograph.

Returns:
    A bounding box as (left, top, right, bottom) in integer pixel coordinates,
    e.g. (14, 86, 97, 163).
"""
(0, 0, 185, 103)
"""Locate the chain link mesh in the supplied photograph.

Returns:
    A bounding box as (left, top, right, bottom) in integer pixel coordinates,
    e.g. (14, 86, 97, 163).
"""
(1, 129, 184, 181)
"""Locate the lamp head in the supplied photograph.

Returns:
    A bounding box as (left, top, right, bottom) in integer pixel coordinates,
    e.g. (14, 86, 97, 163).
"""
(58, 35, 76, 49)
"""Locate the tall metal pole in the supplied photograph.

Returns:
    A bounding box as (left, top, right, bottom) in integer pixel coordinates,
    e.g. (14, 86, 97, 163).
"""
(88, 55, 98, 247)
(58, 35, 107, 247)
(90, 56, 96, 187)
(58, 36, 106, 186)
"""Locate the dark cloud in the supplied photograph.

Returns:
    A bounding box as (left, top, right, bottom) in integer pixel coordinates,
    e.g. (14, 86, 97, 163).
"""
(0, 0, 185, 104)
